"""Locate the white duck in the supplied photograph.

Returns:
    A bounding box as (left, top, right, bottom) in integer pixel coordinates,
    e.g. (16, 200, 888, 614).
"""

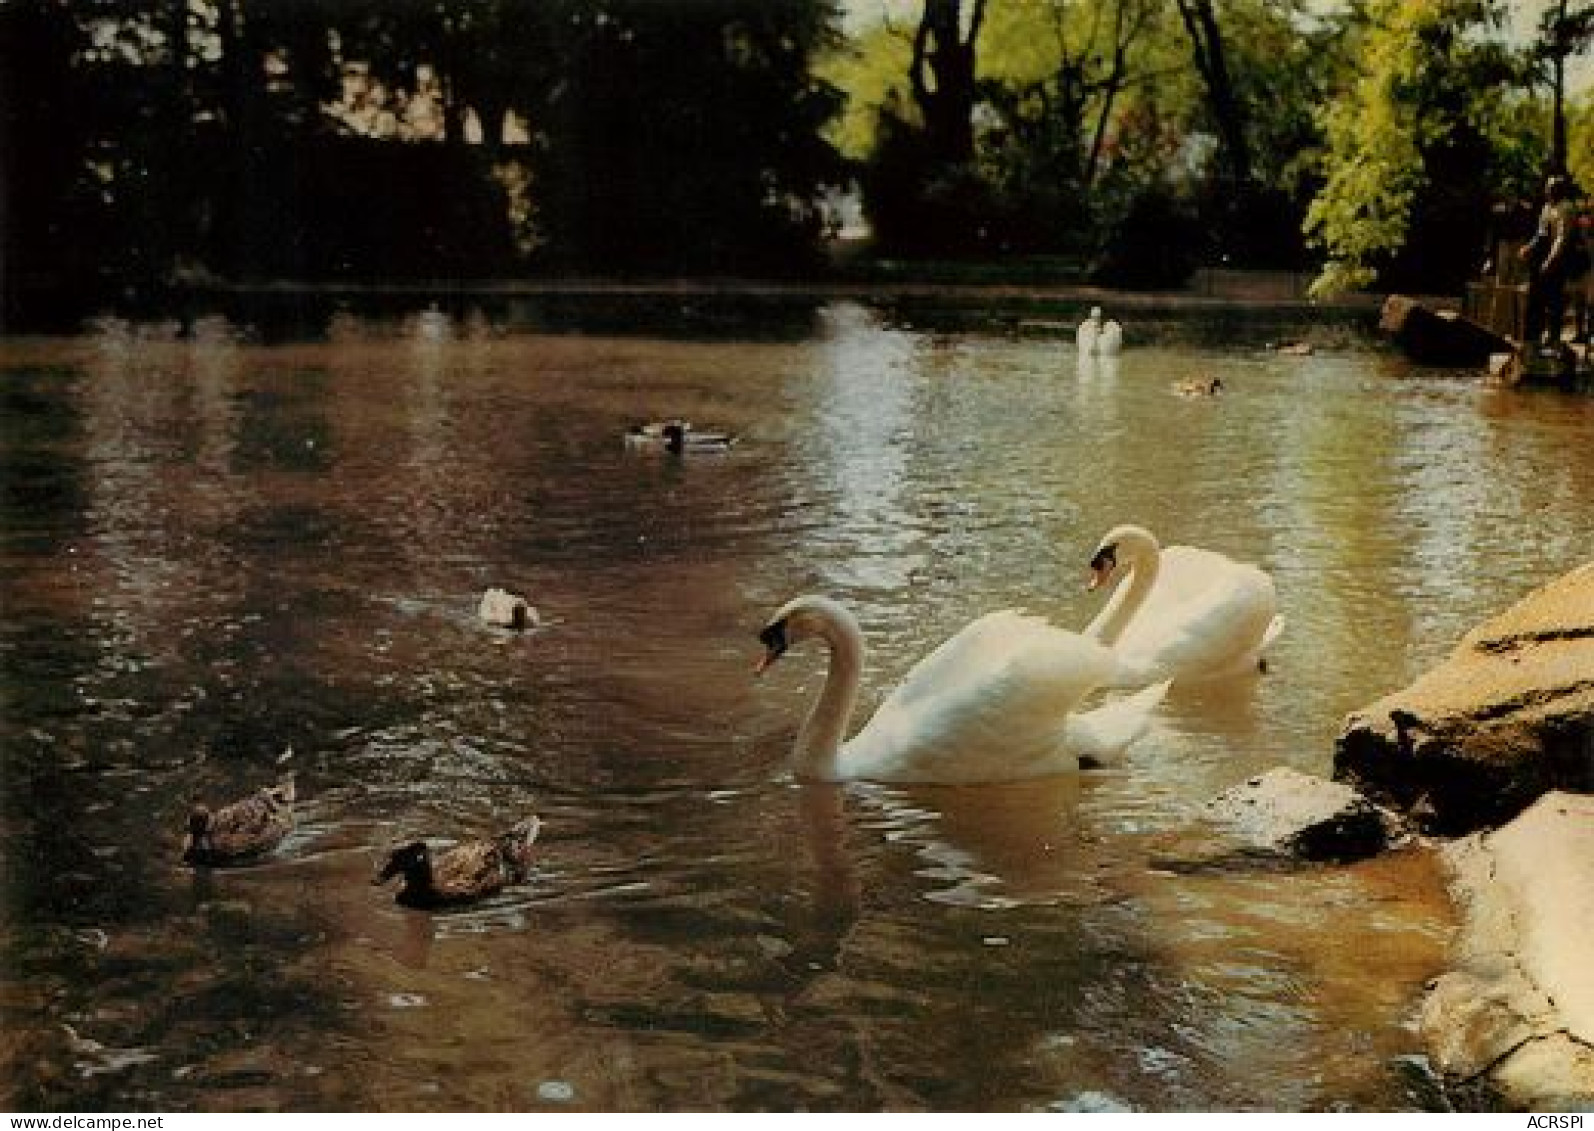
(479, 587, 539, 630)
(1076, 307, 1123, 356)
(756, 595, 1168, 783)
(1082, 524, 1284, 688)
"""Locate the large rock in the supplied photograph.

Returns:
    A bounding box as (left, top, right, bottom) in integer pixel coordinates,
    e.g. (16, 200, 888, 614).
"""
(1419, 791, 1594, 1108)
(1380, 294, 1513, 367)
(1335, 562, 1594, 834)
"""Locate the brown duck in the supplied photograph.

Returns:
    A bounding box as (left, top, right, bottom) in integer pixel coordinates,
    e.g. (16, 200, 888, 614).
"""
(182, 775, 296, 866)
(374, 816, 542, 908)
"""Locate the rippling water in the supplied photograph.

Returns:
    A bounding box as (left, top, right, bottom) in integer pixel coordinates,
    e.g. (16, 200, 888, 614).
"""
(5, 302, 1593, 1111)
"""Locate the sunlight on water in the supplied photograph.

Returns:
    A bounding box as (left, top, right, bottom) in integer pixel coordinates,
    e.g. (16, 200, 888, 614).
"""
(5, 304, 1593, 1110)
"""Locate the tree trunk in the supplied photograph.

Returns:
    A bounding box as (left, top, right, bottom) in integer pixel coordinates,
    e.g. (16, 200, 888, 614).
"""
(909, 0, 986, 166)
(1553, 0, 1568, 172)
(1174, 0, 1252, 189)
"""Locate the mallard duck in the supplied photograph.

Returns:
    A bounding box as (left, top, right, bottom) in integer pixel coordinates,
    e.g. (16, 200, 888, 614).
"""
(1173, 377, 1223, 397)
(663, 422, 738, 454)
(624, 419, 691, 447)
(374, 816, 542, 908)
(478, 587, 539, 630)
(182, 775, 296, 866)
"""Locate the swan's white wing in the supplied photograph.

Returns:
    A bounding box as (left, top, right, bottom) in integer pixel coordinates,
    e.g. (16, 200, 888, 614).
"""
(877, 611, 1084, 707)
(844, 611, 1118, 783)
(1111, 549, 1280, 683)
(1065, 680, 1170, 767)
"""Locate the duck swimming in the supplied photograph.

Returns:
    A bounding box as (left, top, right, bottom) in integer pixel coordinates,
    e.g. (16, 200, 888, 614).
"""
(374, 816, 542, 908)
(182, 775, 296, 866)
(624, 419, 691, 446)
(1173, 377, 1223, 397)
(478, 587, 539, 630)
(663, 422, 738, 454)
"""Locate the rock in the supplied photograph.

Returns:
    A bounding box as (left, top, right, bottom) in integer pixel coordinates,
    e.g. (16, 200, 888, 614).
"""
(478, 587, 539, 631)
(1203, 766, 1400, 862)
(1380, 294, 1513, 366)
(1419, 791, 1594, 1108)
(1334, 561, 1594, 834)
(1151, 766, 1401, 871)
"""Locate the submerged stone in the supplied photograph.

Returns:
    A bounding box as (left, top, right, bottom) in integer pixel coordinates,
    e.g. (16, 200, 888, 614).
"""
(1151, 766, 1401, 871)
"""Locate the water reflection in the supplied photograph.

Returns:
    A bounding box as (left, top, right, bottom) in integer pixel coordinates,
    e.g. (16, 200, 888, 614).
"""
(866, 777, 1091, 909)
(6, 309, 1589, 1110)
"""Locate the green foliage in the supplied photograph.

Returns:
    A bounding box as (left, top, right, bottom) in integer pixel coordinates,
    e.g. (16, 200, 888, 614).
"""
(1571, 91, 1594, 189)
(529, 0, 848, 273)
(1305, 0, 1524, 297)
(1092, 185, 1202, 287)
(817, 23, 915, 160)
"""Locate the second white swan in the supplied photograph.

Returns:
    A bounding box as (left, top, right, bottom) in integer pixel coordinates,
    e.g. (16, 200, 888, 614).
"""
(1082, 524, 1284, 687)
(756, 595, 1168, 783)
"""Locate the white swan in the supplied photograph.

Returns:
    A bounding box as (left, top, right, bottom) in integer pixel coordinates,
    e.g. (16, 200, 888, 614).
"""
(1082, 525, 1284, 688)
(1076, 307, 1123, 355)
(756, 595, 1168, 783)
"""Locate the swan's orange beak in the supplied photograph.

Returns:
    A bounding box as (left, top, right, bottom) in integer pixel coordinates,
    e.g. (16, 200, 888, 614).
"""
(1087, 564, 1110, 591)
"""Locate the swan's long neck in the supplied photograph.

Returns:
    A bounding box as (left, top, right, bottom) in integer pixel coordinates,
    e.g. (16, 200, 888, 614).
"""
(793, 612, 864, 781)
(1093, 538, 1160, 648)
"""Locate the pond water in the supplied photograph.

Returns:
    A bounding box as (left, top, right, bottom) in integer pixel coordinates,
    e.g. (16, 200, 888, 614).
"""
(4, 302, 1594, 1112)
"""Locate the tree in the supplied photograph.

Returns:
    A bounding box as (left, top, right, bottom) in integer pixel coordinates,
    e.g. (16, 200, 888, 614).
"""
(1172, 0, 1251, 190)
(1305, 0, 1521, 296)
(528, 0, 848, 273)
(909, 0, 987, 166)
(1530, 0, 1594, 171)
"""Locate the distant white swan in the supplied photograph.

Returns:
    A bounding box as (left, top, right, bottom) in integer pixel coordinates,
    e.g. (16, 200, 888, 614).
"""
(756, 595, 1168, 783)
(1083, 525, 1283, 687)
(1077, 307, 1123, 355)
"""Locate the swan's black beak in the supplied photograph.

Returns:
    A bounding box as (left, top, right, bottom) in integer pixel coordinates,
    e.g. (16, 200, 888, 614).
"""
(755, 619, 789, 675)
(1087, 544, 1117, 591)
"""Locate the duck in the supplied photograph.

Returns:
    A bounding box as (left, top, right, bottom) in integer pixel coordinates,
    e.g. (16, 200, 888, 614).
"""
(374, 815, 542, 908)
(1082, 524, 1284, 688)
(1173, 377, 1224, 397)
(182, 774, 296, 866)
(624, 419, 692, 447)
(1076, 307, 1123, 356)
(755, 595, 1168, 783)
(663, 421, 738, 455)
(478, 587, 539, 630)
